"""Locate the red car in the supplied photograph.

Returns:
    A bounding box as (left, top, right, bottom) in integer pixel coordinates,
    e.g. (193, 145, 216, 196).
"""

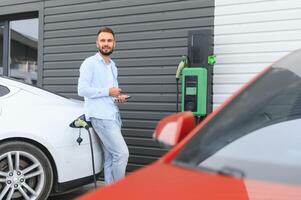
(79, 49, 301, 200)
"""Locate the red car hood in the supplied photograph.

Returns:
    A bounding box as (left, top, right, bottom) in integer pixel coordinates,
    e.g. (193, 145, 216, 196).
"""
(79, 162, 248, 200)
(79, 162, 301, 200)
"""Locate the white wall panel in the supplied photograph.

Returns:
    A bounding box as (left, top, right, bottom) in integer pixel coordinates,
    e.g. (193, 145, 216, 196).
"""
(215, 30, 301, 45)
(216, 0, 301, 14)
(214, 0, 301, 109)
(214, 64, 266, 74)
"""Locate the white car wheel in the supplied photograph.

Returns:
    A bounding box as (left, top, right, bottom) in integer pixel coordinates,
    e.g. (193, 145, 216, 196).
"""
(0, 141, 53, 200)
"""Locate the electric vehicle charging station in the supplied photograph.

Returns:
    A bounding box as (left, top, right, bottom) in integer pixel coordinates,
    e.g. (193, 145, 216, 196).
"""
(176, 29, 214, 120)
(181, 67, 207, 116)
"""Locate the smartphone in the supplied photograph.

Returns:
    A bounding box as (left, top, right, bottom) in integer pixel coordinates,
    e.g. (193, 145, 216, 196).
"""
(114, 95, 131, 102)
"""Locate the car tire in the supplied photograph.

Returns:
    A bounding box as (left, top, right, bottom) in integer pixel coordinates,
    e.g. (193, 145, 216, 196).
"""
(0, 141, 53, 200)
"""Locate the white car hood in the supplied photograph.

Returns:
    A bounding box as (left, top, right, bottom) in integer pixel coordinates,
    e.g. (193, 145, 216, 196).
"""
(0, 77, 80, 105)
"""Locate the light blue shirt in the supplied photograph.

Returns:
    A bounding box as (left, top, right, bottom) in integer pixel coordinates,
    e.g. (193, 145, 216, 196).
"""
(78, 53, 119, 120)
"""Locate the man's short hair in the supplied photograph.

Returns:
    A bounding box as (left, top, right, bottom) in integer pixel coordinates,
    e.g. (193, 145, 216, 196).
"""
(97, 27, 115, 39)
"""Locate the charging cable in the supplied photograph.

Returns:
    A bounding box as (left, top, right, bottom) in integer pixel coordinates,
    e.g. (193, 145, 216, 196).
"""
(175, 55, 189, 112)
(70, 116, 97, 189)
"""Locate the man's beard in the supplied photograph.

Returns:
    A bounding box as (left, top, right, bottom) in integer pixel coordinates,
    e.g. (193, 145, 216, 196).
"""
(98, 47, 114, 56)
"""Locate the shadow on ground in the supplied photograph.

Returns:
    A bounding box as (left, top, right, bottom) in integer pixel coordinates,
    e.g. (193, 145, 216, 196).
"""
(48, 181, 104, 200)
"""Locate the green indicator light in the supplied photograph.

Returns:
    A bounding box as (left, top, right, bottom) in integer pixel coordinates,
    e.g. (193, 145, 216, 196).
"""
(208, 55, 216, 65)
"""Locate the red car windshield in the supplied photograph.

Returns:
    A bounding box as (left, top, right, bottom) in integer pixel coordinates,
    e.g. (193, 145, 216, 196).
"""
(175, 52, 301, 185)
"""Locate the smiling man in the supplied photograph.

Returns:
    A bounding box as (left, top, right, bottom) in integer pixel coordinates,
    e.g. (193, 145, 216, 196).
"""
(78, 27, 129, 185)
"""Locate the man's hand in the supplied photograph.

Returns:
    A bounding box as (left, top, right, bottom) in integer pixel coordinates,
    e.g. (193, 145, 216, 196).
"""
(109, 87, 121, 97)
(115, 95, 129, 103)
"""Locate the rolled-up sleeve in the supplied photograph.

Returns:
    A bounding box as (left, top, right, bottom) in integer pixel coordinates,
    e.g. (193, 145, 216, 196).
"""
(78, 60, 109, 98)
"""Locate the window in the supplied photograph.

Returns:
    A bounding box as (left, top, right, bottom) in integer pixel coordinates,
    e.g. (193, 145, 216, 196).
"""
(0, 85, 9, 97)
(0, 14, 38, 85)
(0, 23, 3, 74)
(200, 119, 301, 185)
(9, 18, 38, 85)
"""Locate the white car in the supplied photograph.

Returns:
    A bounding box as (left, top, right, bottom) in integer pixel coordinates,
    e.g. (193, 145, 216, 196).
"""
(0, 77, 104, 200)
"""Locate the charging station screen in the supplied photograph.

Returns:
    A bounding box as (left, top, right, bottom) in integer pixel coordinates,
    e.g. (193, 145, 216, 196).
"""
(186, 87, 197, 95)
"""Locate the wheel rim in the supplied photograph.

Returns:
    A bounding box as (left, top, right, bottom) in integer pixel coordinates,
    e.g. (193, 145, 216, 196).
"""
(0, 151, 45, 200)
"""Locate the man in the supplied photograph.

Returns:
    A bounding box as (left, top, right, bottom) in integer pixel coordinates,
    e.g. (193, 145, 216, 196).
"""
(78, 27, 129, 185)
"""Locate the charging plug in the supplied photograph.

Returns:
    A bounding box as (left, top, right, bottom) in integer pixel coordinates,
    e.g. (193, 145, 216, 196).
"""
(77, 136, 83, 145)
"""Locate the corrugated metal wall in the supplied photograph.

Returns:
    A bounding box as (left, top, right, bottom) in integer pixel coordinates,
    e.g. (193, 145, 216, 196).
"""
(213, 0, 301, 109)
(0, 0, 40, 15)
(43, 0, 214, 171)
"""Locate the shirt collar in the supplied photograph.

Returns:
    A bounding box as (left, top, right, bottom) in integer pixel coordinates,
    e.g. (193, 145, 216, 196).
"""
(95, 52, 112, 65)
